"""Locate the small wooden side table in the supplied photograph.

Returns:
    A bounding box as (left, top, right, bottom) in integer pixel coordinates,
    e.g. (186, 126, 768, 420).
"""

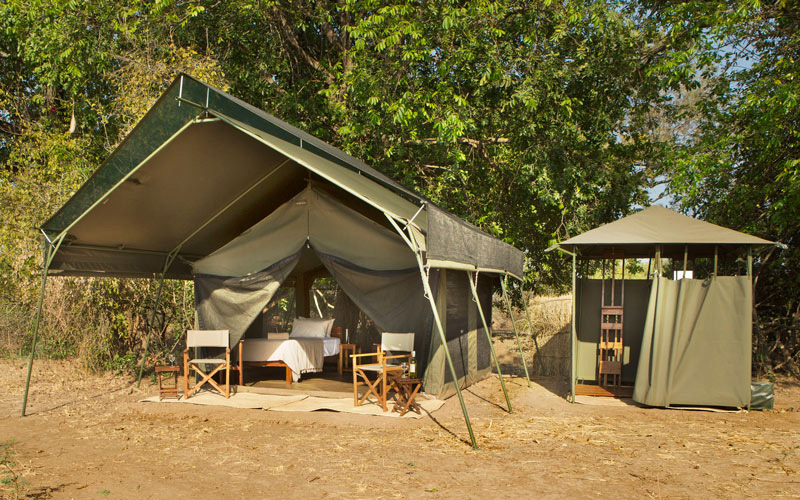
(339, 344, 360, 375)
(155, 365, 180, 401)
(388, 373, 422, 416)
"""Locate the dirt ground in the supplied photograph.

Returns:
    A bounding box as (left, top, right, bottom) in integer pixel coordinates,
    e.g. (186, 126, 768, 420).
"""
(1, 355, 799, 500)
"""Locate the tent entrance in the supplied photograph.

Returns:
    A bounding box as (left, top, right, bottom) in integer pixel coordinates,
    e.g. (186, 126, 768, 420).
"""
(575, 276, 651, 398)
(198, 242, 432, 390)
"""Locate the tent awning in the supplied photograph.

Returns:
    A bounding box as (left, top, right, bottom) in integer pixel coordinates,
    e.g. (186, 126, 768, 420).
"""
(40, 73, 524, 279)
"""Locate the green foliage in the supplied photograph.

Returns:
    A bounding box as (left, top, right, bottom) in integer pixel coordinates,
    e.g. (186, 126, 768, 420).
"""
(186, 0, 697, 290)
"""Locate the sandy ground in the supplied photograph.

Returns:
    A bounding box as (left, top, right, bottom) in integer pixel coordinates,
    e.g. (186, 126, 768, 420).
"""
(1, 355, 799, 499)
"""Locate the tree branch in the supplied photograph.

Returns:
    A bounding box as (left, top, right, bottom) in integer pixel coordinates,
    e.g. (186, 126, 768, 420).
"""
(405, 137, 510, 147)
(271, 5, 335, 84)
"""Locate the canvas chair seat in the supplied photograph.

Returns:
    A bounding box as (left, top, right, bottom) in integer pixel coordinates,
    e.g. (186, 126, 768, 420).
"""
(191, 358, 228, 364)
(358, 363, 402, 372)
(192, 358, 230, 365)
(184, 330, 232, 399)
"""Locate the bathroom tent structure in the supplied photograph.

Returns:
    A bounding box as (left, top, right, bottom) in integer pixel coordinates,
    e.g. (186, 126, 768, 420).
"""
(23, 74, 527, 448)
(550, 206, 782, 408)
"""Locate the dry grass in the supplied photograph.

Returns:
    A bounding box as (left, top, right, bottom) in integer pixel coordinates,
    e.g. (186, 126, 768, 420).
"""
(494, 294, 572, 377)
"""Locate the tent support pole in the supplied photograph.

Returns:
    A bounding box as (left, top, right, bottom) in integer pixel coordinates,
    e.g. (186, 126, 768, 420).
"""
(656, 246, 663, 275)
(135, 251, 179, 388)
(388, 213, 477, 447)
(544, 246, 578, 403)
(501, 276, 531, 389)
(21, 233, 63, 417)
(384, 214, 416, 252)
(413, 255, 477, 449)
(570, 253, 577, 402)
(519, 280, 542, 371)
(747, 247, 753, 277)
(714, 246, 718, 275)
(468, 272, 512, 413)
(683, 245, 688, 276)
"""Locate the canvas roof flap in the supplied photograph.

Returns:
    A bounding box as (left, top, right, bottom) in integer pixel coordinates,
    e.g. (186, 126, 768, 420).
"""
(41, 73, 524, 280)
(554, 205, 780, 259)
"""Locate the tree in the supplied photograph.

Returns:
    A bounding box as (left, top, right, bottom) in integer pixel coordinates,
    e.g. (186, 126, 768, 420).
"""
(651, 0, 800, 376)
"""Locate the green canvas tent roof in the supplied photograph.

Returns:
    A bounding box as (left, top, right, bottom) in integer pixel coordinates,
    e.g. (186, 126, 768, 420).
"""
(41, 73, 524, 280)
(555, 205, 779, 259)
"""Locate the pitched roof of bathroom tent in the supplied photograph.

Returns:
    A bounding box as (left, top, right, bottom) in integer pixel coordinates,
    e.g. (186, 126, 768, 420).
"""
(555, 205, 778, 259)
(41, 73, 524, 279)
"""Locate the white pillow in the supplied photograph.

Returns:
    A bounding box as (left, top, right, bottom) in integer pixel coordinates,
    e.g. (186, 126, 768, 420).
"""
(290, 317, 329, 338)
(295, 317, 335, 336)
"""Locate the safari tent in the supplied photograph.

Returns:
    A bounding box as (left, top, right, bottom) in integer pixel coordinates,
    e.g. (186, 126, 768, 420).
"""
(551, 206, 782, 408)
(23, 74, 527, 447)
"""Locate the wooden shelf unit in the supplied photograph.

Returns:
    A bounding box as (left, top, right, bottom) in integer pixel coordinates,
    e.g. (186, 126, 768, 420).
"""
(598, 251, 625, 388)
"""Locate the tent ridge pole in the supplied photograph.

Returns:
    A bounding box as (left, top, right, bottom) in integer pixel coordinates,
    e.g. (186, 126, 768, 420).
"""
(413, 254, 478, 449)
(21, 233, 64, 416)
(175, 96, 207, 111)
(501, 276, 531, 388)
(468, 271, 512, 413)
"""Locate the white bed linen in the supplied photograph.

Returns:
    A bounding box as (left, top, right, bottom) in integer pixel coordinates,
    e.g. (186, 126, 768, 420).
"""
(322, 337, 340, 357)
(241, 337, 340, 381)
(279, 337, 340, 357)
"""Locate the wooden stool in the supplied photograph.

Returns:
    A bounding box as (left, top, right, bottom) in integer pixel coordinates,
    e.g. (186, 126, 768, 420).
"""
(155, 365, 180, 401)
(339, 344, 360, 375)
(388, 373, 422, 416)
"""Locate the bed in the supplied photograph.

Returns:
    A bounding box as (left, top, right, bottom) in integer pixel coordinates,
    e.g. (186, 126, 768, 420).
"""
(233, 318, 341, 386)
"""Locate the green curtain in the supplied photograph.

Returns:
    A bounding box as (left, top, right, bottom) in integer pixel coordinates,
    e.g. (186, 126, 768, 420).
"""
(633, 275, 752, 408)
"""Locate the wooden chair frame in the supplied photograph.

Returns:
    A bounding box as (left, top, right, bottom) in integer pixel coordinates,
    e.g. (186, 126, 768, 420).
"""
(352, 352, 409, 411)
(351, 333, 414, 411)
(183, 330, 232, 399)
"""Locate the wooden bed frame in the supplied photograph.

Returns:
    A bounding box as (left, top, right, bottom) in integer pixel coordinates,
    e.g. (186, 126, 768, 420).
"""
(229, 337, 343, 388)
(230, 340, 293, 387)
